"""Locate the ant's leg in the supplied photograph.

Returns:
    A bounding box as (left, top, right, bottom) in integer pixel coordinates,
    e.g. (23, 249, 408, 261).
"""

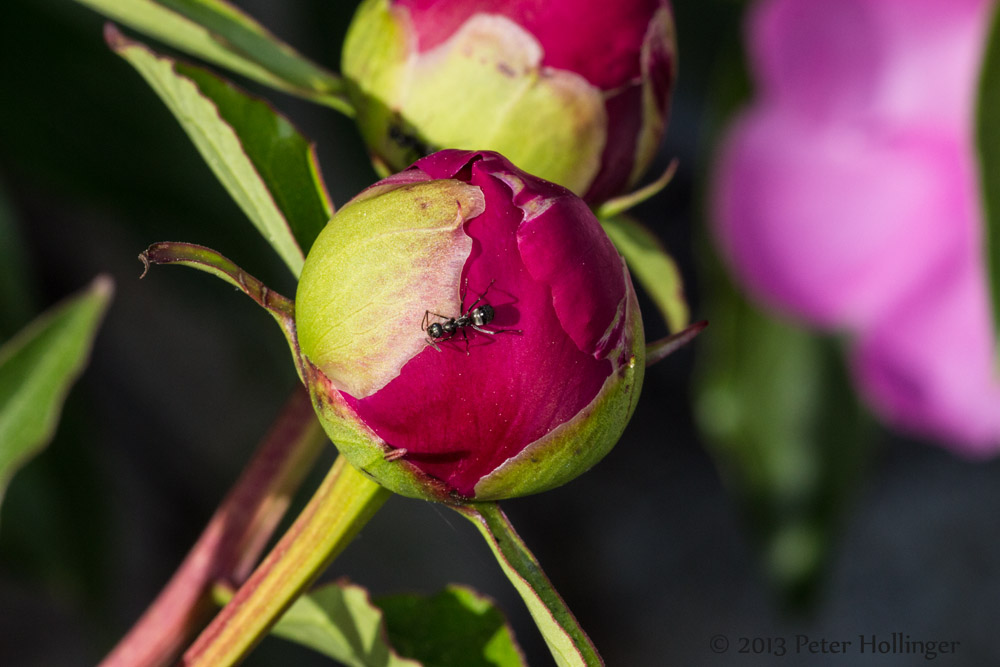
(465, 278, 496, 313)
(472, 325, 522, 335)
(428, 328, 457, 352)
(462, 328, 471, 354)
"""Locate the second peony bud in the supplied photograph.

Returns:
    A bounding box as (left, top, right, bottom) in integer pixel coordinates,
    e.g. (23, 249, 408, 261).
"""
(295, 150, 644, 501)
(341, 0, 677, 204)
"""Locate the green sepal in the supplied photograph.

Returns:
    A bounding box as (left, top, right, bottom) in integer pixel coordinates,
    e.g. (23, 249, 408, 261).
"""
(341, 0, 417, 166)
(295, 179, 483, 398)
(595, 160, 678, 220)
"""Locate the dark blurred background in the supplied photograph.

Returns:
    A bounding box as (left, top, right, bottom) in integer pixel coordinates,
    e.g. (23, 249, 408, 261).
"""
(3, 1, 1000, 665)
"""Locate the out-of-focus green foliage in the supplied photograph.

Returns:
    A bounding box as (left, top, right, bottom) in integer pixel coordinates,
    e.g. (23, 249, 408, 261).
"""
(0, 278, 112, 523)
(695, 258, 873, 609)
(976, 1, 1000, 340)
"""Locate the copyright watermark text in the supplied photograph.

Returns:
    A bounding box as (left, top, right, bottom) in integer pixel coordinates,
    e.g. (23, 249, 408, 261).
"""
(709, 633, 960, 660)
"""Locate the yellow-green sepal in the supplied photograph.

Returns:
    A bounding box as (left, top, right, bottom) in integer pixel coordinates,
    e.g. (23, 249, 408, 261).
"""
(295, 178, 483, 398)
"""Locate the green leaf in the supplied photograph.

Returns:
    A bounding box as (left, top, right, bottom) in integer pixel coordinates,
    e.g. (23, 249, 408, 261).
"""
(271, 579, 421, 667)
(378, 585, 526, 667)
(0, 277, 112, 522)
(174, 61, 333, 257)
(110, 28, 333, 276)
(601, 214, 688, 333)
(694, 261, 873, 609)
(976, 1, 1000, 342)
(74, 0, 353, 113)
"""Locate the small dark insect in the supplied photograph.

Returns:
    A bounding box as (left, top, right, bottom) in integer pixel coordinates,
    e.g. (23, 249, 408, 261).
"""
(388, 120, 433, 160)
(422, 279, 521, 353)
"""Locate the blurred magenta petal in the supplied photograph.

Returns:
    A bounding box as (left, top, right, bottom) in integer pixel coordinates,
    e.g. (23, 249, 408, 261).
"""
(713, 110, 974, 328)
(749, 0, 882, 121)
(750, 0, 991, 126)
(712, 0, 1000, 451)
(853, 253, 1000, 454)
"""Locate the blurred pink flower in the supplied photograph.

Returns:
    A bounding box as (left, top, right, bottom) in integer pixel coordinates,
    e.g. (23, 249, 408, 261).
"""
(711, 0, 1000, 452)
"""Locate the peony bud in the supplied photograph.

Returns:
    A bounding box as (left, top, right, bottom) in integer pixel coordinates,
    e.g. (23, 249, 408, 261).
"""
(295, 150, 644, 501)
(341, 0, 677, 204)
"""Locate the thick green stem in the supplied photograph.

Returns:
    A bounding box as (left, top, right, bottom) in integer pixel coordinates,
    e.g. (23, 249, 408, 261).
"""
(454, 503, 604, 667)
(182, 457, 391, 666)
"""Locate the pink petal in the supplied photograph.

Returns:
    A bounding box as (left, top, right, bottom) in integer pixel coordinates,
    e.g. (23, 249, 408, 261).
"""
(749, 0, 991, 127)
(711, 108, 975, 329)
(852, 251, 1000, 454)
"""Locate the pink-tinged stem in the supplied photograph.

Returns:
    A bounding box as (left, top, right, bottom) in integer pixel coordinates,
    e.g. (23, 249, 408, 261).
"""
(100, 387, 327, 667)
(182, 456, 391, 666)
(645, 320, 708, 367)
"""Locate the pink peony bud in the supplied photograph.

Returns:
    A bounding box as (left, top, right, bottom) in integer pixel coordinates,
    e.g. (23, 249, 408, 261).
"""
(341, 0, 677, 204)
(710, 0, 1000, 452)
(295, 150, 644, 501)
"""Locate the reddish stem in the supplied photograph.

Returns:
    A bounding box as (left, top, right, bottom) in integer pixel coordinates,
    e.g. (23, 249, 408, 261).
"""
(100, 387, 327, 667)
(181, 457, 390, 666)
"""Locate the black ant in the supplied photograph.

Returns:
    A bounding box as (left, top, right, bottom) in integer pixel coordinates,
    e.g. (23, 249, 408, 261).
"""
(422, 279, 521, 352)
